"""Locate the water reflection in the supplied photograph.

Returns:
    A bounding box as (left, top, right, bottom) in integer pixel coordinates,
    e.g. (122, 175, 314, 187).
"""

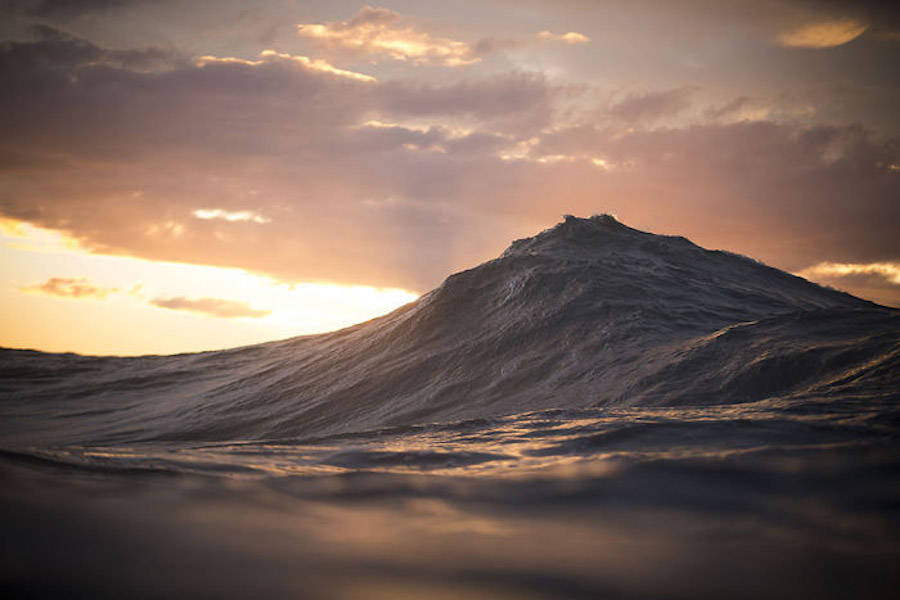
(3, 400, 899, 598)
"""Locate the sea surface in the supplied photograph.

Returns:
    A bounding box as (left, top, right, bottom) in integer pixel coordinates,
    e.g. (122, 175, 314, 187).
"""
(2, 216, 898, 598)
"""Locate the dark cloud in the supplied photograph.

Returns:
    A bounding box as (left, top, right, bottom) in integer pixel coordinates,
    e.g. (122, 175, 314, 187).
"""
(22, 277, 117, 299)
(24, 0, 151, 18)
(149, 297, 271, 318)
(2, 24, 177, 74)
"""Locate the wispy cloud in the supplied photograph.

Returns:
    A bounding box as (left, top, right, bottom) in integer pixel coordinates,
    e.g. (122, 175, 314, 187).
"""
(22, 277, 118, 299)
(297, 5, 479, 67)
(536, 30, 590, 44)
(192, 209, 271, 224)
(704, 96, 753, 120)
(798, 261, 900, 285)
(797, 261, 900, 306)
(195, 50, 376, 82)
(607, 87, 697, 124)
(149, 297, 272, 319)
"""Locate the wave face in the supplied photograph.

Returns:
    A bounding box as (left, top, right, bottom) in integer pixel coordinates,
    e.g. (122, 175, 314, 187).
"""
(2, 215, 899, 599)
(1, 215, 894, 445)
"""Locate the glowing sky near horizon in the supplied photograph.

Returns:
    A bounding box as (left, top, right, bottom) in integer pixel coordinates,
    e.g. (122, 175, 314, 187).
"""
(0, 219, 417, 355)
(1, 0, 899, 354)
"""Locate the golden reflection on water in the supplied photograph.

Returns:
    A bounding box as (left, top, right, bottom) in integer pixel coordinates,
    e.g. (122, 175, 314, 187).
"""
(30, 400, 867, 480)
(4, 398, 899, 600)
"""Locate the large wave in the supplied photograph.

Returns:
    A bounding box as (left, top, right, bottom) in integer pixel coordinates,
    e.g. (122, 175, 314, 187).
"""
(2, 214, 896, 447)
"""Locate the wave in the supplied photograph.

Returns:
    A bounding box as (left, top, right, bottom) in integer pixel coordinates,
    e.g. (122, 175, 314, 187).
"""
(1, 215, 896, 447)
(2, 215, 899, 599)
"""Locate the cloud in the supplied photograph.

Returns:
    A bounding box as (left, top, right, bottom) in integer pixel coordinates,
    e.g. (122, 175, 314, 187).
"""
(0, 28, 897, 304)
(536, 30, 591, 44)
(776, 1, 900, 44)
(192, 209, 270, 224)
(0, 30, 564, 289)
(532, 0, 897, 50)
(704, 96, 753, 120)
(194, 50, 376, 83)
(149, 297, 271, 318)
(501, 120, 899, 275)
(294, 6, 591, 67)
(9, 24, 177, 72)
(297, 5, 479, 67)
(378, 72, 558, 130)
(607, 87, 697, 124)
(797, 261, 900, 306)
(22, 0, 142, 18)
(798, 261, 900, 284)
(22, 277, 117, 299)
(776, 18, 868, 48)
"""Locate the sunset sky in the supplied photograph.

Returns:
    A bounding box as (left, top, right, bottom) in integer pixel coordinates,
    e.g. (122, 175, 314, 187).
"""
(1, 0, 898, 355)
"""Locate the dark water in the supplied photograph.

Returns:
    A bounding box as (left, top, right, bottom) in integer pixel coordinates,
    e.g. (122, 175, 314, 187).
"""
(2, 216, 899, 598)
(4, 400, 900, 599)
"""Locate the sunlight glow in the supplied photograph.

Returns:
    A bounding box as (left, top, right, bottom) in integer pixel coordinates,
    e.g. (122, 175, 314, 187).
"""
(1, 219, 418, 355)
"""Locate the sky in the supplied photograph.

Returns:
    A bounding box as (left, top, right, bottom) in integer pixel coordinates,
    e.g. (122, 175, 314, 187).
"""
(1, 0, 898, 355)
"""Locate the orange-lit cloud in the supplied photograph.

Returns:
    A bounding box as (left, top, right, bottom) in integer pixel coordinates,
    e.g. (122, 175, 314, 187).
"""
(1, 19, 898, 305)
(776, 18, 868, 49)
(797, 261, 900, 307)
(150, 296, 272, 319)
(297, 6, 479, 66)
(798, 262, 900, 285)
(536, 30, 590, 44)
(22, 277, 118, 299)
(193, 209, 270, 224)
(195, 50, 376, 82)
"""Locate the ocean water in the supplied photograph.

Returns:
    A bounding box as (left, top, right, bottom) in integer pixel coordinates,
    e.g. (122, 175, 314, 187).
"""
(2, 216, 898, 598)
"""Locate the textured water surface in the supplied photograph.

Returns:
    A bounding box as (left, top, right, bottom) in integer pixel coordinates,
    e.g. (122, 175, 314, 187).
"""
(2, 216, 898, 598)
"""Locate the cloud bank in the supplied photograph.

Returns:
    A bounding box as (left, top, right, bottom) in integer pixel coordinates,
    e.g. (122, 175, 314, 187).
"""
(1, 9, 898, 305)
